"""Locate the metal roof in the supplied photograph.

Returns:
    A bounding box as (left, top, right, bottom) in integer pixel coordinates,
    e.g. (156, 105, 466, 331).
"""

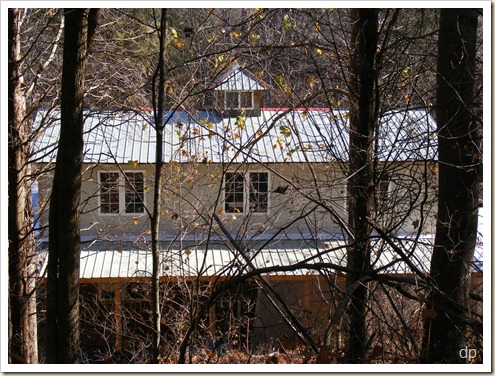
(32, 108, 437, 165)
(39, 234, 482, 280)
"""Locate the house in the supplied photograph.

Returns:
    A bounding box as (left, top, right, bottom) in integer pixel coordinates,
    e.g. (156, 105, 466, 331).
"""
(33, 64, 482, 358)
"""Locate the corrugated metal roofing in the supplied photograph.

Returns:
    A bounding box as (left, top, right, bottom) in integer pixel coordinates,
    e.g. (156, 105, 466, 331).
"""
(39, 234, 482, 280)
(32, 108, 437, 164)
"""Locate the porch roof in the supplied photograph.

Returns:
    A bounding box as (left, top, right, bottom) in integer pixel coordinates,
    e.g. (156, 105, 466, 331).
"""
(38, 233, 483, 281)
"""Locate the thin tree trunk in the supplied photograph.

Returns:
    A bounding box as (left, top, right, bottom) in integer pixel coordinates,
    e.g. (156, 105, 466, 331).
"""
(345, 8, 379, 364)
(46, 8, 98, 363)
(422, 8, 480, 363)
(150, 8, 168, 364)
(8, 7, 38, 364)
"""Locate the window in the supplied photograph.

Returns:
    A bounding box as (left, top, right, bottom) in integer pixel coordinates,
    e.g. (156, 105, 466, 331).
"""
(225, 172, 244, 213)
(125, 282, 150, 300)
(100, 172, 120, 213)
(99, 171, 145, 214)
(249, 172, 268, 212)
(124, 172, 144, 214)
(224, 91, 254, 110)
(224, 172, 269, 214)
(373, 172, 391, 213)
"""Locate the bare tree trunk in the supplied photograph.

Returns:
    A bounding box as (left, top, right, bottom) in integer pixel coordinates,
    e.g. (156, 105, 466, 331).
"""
(150, 8, 168, 364)
(8, 7, 38, 364)
(345, 8, 379, 364)
(46, 8, 98, 363)
(422, 8, 480, 363)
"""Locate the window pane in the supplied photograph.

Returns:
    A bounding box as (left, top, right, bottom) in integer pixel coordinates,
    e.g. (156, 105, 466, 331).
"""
(125, 172, 144, 213)
(100, 172, 119, 213)
(249, 172, 268, 212)
(225, 172, 244, 213)
(377, 180, 390, 207)
(240, 91, 253, 108)
(225, 91, 238, 109)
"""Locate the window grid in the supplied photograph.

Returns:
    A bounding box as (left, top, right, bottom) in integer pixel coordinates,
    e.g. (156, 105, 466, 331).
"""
(99, 171, 145, 215)
(224, 91, 254, 110)
(249, 172, 268, 212)
(224, 172, 269, 214)
(100, 172, 120, 214)
(225, 172, 244, 213)
(124, 172, 145, 214)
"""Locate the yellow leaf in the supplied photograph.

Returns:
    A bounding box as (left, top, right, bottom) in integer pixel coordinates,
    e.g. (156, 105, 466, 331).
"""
(173, 39, 184, 49)
(217, 209, 224, 215)
(170, 27, 178, 39)
(145, 229, 151, 235)
(231, 214, 237, 220)
(193, 128, 200, 135)
(316, 48, 323, 55)
(131, 217, 138, 225)
(184, 248, 191, 256)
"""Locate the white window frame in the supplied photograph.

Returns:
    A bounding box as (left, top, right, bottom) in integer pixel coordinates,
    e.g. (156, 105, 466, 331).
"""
(224, 90, 254, 110)
(372, 173, 392, 214)
(98, 170, 146, 215)
(223, 171, 270, 214)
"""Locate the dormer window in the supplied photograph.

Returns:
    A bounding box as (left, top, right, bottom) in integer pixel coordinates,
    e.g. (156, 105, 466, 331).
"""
(211, 63, 271, 116)
(225, 91, 254, 110)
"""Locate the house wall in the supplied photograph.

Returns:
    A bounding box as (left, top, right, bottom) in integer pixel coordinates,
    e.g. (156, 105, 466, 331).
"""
(35, 160, 437, 244)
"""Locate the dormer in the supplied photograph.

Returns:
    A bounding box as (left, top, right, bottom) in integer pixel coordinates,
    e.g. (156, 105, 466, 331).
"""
(212, 63, 271, 117)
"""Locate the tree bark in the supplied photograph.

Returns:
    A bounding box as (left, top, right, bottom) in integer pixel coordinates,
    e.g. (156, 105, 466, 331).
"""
(345, 8, 379, 364)
(422, 8, 480, 363)
(8, 7, 38, 364)
(150, 8, 168, 363)
(46, 8, 98, 363)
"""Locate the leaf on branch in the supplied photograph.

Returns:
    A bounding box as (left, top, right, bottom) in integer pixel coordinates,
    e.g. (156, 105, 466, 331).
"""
(173, 39, 184, 48)
(170, 27, 178, 39)
(279, 125, 292, 137)
(131, 217, 139, 225)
